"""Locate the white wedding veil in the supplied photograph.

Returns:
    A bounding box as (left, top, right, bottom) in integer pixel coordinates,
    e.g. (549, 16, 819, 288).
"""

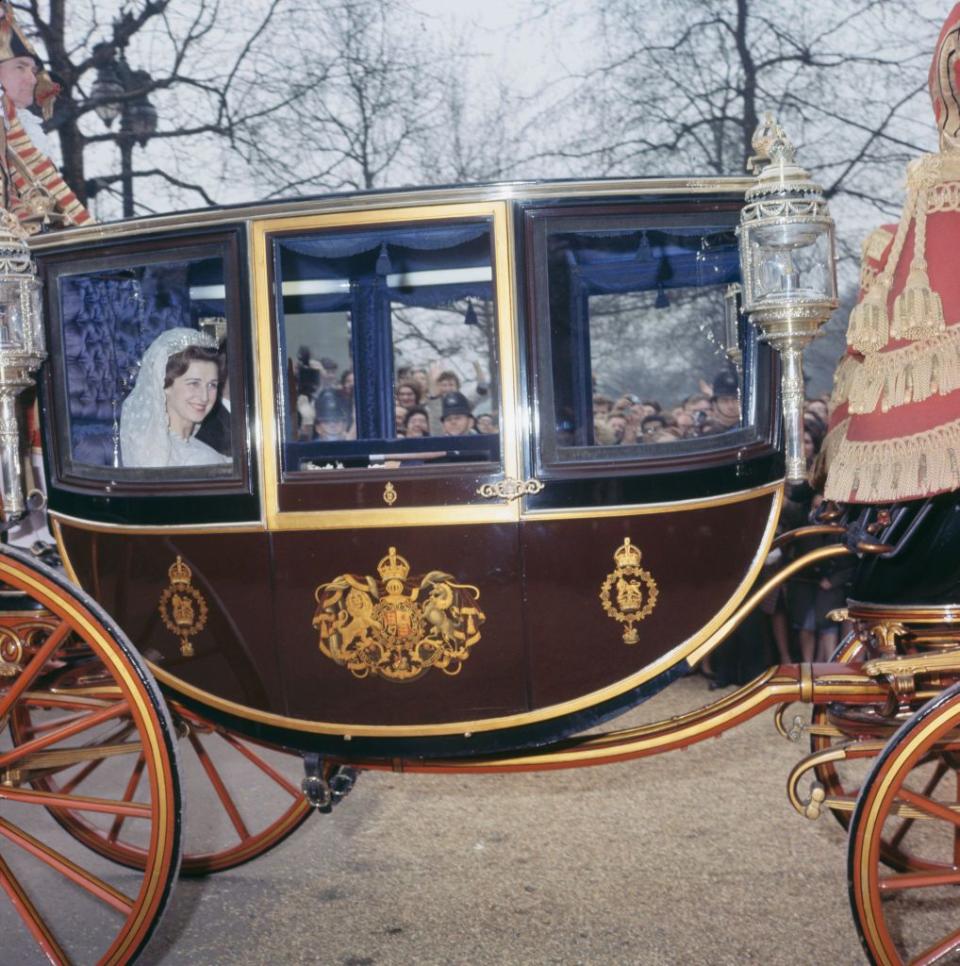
(120, 327, 218, 468)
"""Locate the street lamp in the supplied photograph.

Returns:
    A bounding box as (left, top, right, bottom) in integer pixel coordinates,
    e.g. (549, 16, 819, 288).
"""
(89, 36, 158, 218)
(738, 114, 838, 483)
(0, 212, 45, 521)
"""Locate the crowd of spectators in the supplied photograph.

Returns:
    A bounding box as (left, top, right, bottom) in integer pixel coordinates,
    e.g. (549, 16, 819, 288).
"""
(293, 349, 498, 441)
(593, 369, 742, 446)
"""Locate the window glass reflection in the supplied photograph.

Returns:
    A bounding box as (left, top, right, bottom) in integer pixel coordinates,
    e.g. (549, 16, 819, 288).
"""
(276, 221, 500, 472)
(546, 224, 751, 457)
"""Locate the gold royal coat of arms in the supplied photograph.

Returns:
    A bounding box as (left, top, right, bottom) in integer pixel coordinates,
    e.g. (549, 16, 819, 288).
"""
(312, 547, 486, 682)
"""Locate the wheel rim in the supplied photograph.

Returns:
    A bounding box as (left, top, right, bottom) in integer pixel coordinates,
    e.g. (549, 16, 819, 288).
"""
(171, 705, 313, 875)
(12, 683, 313, 877)
(849, 683, 960, 966)
(0, 550, 181, 964)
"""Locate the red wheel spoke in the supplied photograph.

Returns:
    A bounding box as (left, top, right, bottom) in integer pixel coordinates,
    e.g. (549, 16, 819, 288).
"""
(58, 753, 106, 795)
(0, 817, 133, 914)
(0, 698, 130, 768)
(188, 730, 250, 841)
(0, 621, 71, 720)
(0, 785, 152, 818)
(913, 925, 960, 966)
(0, 849, 69, 964)
(108, 754, 146, 843)
(221, 731, 301, 798)
(888, 759, 950, 852)
(19, 691, 115, 713)
(878, 868, 960, 892)
(20, 707, 105, 736)
(897, 787, 960, 828)
(57, 723, 136, 794)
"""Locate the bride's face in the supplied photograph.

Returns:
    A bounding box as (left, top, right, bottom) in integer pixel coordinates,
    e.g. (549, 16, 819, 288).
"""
(165, 360, 219, 437)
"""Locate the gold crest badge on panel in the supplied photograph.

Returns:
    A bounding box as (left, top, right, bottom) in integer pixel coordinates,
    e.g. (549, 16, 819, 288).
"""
(312, 547, 486, 682)
(158, 556, 209, 657)
(599, 538, 659, 645)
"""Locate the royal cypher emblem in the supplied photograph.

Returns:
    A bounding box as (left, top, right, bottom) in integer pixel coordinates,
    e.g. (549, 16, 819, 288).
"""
(312, 547, 485, 682)
(599, 538, 659, 645)
(158, 556, 209, 657)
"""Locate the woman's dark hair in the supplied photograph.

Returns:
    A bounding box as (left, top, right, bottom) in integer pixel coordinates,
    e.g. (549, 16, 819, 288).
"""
(403, 405, 430, 430)
(164, 344, 224, 388)
(396, 380, 423, 404)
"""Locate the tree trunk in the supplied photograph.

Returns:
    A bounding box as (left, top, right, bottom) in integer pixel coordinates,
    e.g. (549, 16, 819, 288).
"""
(56, 106, 87, 206)
(734, 0, 759, 169)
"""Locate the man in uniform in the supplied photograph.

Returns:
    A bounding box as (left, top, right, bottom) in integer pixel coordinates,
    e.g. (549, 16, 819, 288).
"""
(439, 391, 476, 436)
(0, 3, 91, 231)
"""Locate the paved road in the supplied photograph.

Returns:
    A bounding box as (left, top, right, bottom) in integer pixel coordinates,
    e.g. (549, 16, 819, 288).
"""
(131, 675, 867, 966)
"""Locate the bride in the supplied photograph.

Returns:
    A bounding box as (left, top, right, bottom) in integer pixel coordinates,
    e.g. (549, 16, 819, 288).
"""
(120, 327, 230, 468)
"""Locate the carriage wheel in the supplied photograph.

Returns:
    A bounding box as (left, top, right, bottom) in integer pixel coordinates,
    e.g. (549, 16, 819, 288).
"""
(0, 548, 181, 964)
(13, 687, 314, 876)
(848, 682, 960, 965)
(812, 633, 960, 875)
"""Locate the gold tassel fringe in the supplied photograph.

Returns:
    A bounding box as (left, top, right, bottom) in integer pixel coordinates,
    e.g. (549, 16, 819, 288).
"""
(890, 185, 944, 341)
(818, 416, 849, 481)
(847, 326, 960, 414)
(891, 266, 945, 340)
(829, 354, 860, 413)
(846, 284, 889, 354)
(824, 415, 960, 503)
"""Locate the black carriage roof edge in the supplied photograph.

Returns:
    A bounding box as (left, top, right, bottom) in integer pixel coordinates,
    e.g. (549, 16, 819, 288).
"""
(28, 174, 755, 251)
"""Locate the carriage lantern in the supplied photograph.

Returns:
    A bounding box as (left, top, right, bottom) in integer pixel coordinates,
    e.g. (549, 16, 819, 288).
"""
(0, 210, 45, 521)
(738, 114, 838, 482)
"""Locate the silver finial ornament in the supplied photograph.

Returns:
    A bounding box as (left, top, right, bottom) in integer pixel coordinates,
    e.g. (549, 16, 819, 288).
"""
(738, 113, 839, 482)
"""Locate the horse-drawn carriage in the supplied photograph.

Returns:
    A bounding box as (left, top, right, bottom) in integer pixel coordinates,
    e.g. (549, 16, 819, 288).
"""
(0, 117, 956, 963)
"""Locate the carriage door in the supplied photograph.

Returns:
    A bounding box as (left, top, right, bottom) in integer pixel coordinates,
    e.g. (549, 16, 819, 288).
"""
(516, 201, 782, 717)
(254, 203, 531, 730)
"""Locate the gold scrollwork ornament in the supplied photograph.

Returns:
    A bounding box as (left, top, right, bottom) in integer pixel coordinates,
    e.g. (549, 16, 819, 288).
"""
(599, 538, 659, 645)
(158, 556, 209, 658)
(312, 546, 486, 682)
(476, 477, 544, 501)
(0, 627, 23, 677)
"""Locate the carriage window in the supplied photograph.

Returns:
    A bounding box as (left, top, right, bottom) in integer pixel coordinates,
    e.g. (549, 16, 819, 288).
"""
(48, 248, 242, 482)
(276, 221, 499, 473)
(540, 220, 759, 463)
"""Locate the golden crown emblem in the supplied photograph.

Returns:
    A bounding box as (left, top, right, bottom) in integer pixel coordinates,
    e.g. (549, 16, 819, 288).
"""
(168, 556, 193, 586)
(377, 547, 410, 583)
(159, 555, 207, 658)
(613, 538, 642, 569)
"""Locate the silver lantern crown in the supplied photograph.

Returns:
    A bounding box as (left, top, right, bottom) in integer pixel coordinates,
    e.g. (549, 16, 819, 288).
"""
(738, 114, 838, 482)
(0, 210, 45, 520)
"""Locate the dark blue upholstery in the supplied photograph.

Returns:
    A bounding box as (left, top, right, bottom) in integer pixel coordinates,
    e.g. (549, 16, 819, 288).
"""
(61, 264, 192, 465)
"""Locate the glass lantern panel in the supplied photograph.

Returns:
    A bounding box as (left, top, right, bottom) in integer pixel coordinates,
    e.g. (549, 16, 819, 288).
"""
(27, 279, 44, 353)
(748, 222, 835, 305)
(0, 279, 25, 347)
